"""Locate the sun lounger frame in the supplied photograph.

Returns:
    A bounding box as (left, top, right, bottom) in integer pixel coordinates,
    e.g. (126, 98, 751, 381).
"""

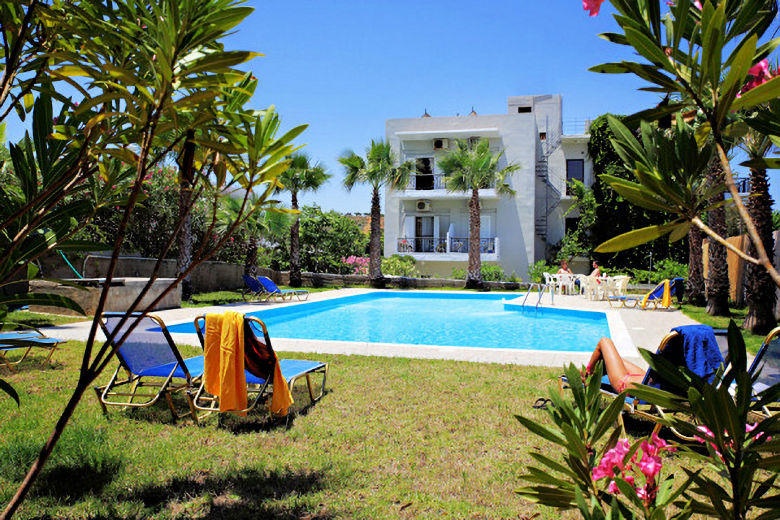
(94, 312, 201, 423)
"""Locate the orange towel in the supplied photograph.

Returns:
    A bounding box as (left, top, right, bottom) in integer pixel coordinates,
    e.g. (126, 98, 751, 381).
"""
(270, 355, 293, 416)
(203, 312, 247, 414)
(660, 280, 672, 309)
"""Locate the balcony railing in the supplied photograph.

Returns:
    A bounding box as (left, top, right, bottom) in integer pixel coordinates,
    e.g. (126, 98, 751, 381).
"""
(404, 174, 495, 191)
(448, 237, 497, 254)
(406, 174, 446, 190)
(397, 237, 447, 253)
(396, 236, 498, 255)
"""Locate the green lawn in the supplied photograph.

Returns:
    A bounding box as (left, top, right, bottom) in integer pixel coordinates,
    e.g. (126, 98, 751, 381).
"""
(182, 286, 346, 308)
(0, 336, 717, 519)
(680, 305, 766, 355)
(4, 311, 89, 330)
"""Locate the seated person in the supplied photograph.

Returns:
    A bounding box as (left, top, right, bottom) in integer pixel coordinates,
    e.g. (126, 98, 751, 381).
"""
(590, 260, 602, 278)
(557, 260, 573, 275)
(583, 337, 644, 393)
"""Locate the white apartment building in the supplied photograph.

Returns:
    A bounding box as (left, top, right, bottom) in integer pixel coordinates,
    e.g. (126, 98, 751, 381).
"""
(384, 95, 593, 279)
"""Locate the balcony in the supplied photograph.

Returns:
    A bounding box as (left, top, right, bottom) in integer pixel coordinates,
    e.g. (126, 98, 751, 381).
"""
(395, 235, 499, 261)
(395, 174, 498, 200)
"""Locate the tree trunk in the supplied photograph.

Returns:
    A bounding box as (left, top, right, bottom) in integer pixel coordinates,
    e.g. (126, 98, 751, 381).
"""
(743, 167, 777, 334)
(706, 162, 730, 316)
(368, 187, 384, 288)
(465, 188, 482, 289)
(687, 225, 706, 306)
(244, 238, 257, 276)
(177, 130, 195, 302)
(289, 191, 302, 287)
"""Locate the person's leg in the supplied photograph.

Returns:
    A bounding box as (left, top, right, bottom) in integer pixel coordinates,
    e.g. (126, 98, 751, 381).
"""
(586, 337, 634, 391)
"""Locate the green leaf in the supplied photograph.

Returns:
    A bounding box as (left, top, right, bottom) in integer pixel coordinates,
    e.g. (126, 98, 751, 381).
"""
(0, 293, 85, 316)
(26, 263, 39, 280)
(595, 223, 679, 253)
(732, 75, 780, 112)
(717, 34, 756, 126)
(514, 414, 566, 446)
(740, 158, 780, 170)
(23, 93, 34, 111)
(623, 27, 673, 71)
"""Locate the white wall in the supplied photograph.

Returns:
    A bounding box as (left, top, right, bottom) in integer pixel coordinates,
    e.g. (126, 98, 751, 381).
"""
(386, 95, 586, 278)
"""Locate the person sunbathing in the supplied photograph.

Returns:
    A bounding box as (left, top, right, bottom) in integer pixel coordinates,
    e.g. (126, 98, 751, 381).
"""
(584, 337, 645, 392)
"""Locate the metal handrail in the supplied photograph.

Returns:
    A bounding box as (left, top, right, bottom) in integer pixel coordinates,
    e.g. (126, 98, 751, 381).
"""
(521, 283, 553, 309)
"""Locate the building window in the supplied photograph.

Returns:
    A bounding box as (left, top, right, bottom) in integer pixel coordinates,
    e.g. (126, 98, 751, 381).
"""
(517, 106, 532, 113)
(415, 158, 433, 190)
(566, 159, 584, 195)
(539, 132, 546, 141)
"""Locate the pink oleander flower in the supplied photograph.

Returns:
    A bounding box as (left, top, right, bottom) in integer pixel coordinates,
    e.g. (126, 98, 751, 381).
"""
(583, 0, 606, 16)
(638, 451, 663, 479)
(739, 59, 775, 96)
(594, 434, 675, 507)
(694, 0, 702, 8)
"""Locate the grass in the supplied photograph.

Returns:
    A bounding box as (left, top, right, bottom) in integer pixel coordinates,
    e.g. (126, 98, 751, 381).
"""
(5, 310, 89, 330)
(680, 305, 765, 355)
(183, 286, 342, 307)
(0, 337, 710, 519)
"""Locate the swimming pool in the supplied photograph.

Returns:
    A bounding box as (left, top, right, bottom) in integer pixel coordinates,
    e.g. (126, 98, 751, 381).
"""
(168, 292, 609, 352)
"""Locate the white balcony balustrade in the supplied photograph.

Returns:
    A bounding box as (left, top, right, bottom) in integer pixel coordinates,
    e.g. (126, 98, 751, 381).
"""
(396, 235, 499, 260)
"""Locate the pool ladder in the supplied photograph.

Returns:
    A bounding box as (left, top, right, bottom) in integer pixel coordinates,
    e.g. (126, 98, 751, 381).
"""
(521, 283, 553, 309)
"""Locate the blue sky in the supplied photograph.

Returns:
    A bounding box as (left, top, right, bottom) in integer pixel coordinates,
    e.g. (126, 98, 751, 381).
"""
(228, 0, 667, 213)
(6, 1, 776, 213)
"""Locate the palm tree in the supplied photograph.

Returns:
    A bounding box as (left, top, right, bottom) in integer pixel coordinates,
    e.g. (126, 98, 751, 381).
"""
(438, 138, 518, 289)
(705, 160, 731, 316)
(687, 225, 706, 306)
(741, 130, 777, 334)
(340, 140, 412, 288)
(278, 153, 330, 287)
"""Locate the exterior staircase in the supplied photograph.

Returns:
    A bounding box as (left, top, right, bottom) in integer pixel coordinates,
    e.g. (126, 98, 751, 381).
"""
(534, 131, 562, 241)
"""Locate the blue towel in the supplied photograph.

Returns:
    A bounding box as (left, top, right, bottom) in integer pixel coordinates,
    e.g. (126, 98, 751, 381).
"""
(672, 325, 724, 383)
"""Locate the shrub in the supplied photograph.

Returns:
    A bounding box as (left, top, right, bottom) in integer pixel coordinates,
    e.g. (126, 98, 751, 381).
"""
(527, 260, 555, 283)
(383, 255, 418, 277)
(342, 256, 369, 275)
(629, 259, 688, 285)
(481, 264, 505, 282)
(450, 265, 506, 281)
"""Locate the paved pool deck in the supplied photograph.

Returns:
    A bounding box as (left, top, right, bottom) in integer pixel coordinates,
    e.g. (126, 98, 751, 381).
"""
(45, 288, 700, 368)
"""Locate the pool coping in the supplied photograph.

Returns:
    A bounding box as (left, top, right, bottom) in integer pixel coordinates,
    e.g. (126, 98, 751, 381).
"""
(45, 287, 675, 367)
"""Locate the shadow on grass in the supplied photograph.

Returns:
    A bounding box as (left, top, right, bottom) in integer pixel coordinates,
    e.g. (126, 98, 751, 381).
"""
(112, 388, 331, 436)
(33, 458, 123, 503)
(221, 390, 329, 435)
(119, 468, 333, 519)
(0, 358, 65, 376)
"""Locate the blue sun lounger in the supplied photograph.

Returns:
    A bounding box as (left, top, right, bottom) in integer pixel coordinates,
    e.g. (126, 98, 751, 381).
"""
(0, 330, 63, 371)
(608, 277, 684, 310)
(95, 312, 204, 423)
(745, 327, 780, 418)
(256, 276, 309, 301)
(560, 325, 725, 441)
(192, 314, 327, 415)
(242, 274, 268, 301)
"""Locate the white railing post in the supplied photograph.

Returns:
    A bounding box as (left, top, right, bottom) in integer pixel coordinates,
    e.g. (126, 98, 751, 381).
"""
(446, 232, 451, 253)
(495, 237, 500, 257)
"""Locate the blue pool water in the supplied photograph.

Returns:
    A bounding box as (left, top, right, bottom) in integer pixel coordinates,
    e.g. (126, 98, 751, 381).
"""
(168, 292, 609, 352)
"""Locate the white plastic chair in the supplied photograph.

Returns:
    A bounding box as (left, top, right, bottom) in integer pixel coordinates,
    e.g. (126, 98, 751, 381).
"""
(557, 274, 576, 295)
(543, 272, 559, 294)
